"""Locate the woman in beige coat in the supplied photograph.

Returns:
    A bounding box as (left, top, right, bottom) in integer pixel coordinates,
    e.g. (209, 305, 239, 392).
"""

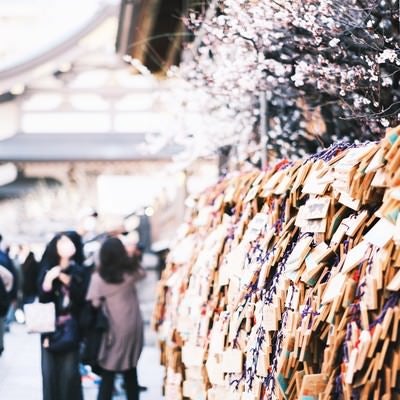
(86, 237, 146, 400)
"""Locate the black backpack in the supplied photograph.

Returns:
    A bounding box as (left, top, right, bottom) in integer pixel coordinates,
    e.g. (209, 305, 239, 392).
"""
(0, 277, 10, 317)
(79, 300, 108, 374)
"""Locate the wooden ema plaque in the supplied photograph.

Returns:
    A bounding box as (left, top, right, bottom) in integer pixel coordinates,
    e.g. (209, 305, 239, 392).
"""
(153, 128, 400, 400)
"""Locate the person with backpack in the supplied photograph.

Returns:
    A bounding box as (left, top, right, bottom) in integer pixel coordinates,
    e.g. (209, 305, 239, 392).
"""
(0, 264, 13, 356)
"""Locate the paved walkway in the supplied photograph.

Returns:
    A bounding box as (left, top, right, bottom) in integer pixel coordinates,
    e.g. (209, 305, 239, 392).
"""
(0, 323, 164, 400)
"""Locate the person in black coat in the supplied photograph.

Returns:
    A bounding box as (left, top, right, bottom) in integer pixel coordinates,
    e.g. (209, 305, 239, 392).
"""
(21, 251, 39, 305)
(0, 233, 18, 356)
(0, 235, 18, 304)
(38, 231, 89, 400)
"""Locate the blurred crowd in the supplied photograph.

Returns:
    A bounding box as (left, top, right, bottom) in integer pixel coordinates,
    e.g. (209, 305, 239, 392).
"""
(0, 210, 156, 400)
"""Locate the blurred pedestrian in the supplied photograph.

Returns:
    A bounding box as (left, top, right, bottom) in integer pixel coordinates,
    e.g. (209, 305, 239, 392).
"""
(120, 233, 148, 393)
(21, 251, 40, 305)
(0, 264, 13, 356)
(86, 237, 146, 400)
(0, 234, 18, 339)
(38, 232, 88, 400)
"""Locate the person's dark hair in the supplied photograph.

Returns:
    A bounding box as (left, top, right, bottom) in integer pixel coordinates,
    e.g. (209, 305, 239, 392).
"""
(64, 230, 84, 265)
(98, 237, 137, 284)
(40, 231, 84, 270)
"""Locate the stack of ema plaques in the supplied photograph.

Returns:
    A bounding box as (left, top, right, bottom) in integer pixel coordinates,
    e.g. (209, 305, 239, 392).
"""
(152, 127, 400, 400)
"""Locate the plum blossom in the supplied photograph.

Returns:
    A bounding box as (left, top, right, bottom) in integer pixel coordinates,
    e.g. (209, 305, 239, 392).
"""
(329, 38, 340, 47)
(376, 49, 398, 64)
(166, 0, 400, 162)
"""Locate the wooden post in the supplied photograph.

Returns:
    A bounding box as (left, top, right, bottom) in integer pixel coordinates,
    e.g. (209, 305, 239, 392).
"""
(259, 91, 268, 169)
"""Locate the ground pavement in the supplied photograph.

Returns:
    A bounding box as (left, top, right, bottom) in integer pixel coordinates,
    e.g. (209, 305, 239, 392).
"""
(0, 323, 164, 400)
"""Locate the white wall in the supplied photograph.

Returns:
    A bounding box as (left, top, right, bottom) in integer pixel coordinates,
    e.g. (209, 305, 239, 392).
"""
(0, 102, 19, 139)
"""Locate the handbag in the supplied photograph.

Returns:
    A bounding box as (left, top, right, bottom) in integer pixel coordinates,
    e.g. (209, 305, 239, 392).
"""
(47, 316, 80, 353)
(24, 302, 56, 333)
(80, 300, 109, 371)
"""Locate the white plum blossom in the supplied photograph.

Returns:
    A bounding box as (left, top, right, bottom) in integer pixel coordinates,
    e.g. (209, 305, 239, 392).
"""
(165, 0, 400, 162)
(377, 49, 398, 64)
(382, 76, 393, 87)
(329, 38, 340, 47)
(381, 118, 390, 127)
